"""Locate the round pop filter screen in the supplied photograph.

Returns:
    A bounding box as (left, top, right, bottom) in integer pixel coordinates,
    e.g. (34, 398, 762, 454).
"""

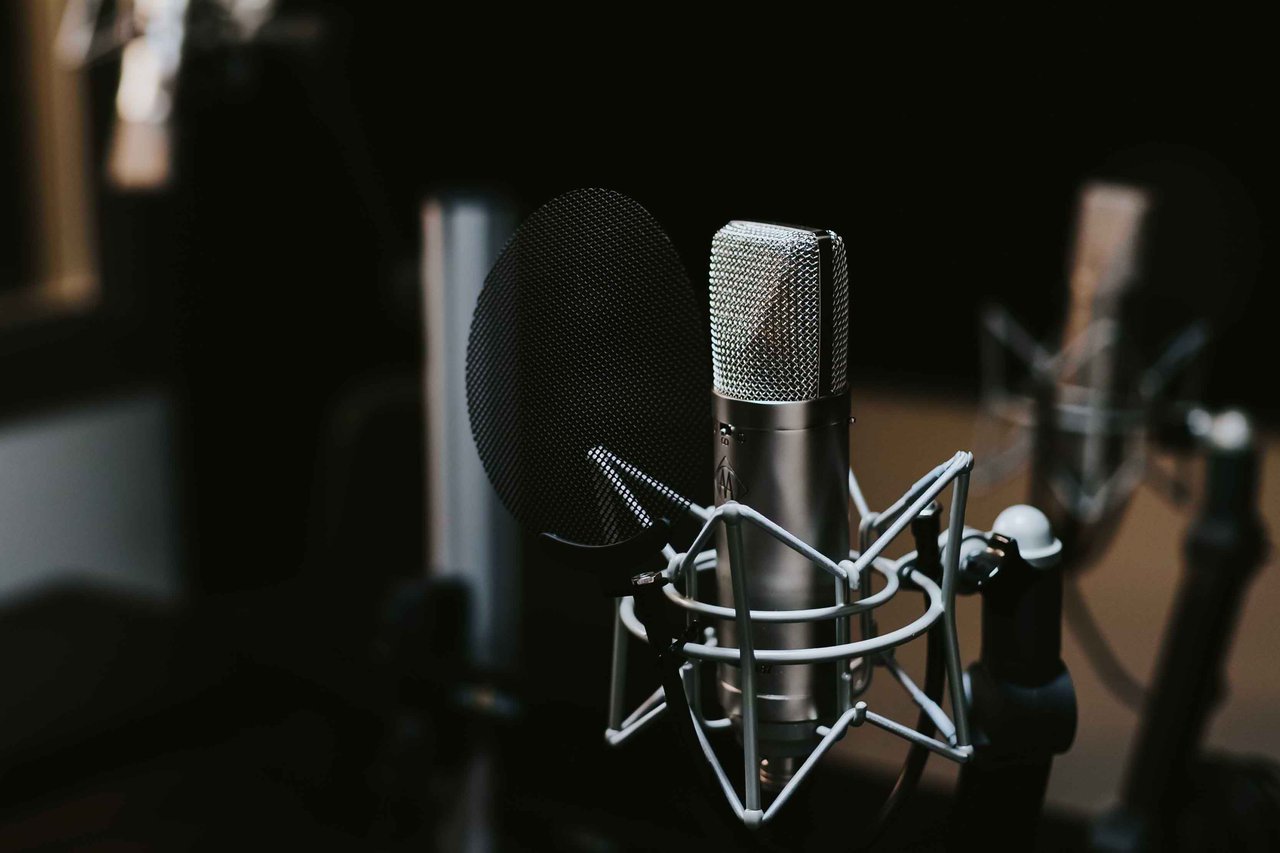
(465, 188, 710, 548)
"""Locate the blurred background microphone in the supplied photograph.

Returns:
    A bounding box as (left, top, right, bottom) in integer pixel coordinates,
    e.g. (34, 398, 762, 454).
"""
(709, 221, 851, 789)
(987, 158, 1257, 571)
(1032, 182, 1152, 565)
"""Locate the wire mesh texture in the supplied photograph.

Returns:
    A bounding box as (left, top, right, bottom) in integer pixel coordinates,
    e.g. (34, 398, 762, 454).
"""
(465, 188, 710, 547)
(709, 221, 849, 401)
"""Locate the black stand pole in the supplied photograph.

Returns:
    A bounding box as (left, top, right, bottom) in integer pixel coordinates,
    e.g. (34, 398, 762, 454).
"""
(1092, 412, 1268, 852)
(951, 532, 1078, 847)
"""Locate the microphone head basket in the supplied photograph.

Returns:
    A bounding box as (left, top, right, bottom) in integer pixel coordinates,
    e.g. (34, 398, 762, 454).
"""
(602, 449, 981, 829)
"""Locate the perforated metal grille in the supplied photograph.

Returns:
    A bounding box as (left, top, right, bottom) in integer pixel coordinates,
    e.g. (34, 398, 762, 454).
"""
(830, 236, 850, 393)
(709, 222, 849, 401)
(465, 188, 709, 547)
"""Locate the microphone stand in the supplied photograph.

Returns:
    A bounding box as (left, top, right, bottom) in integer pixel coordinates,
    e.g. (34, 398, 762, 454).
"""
(1091, 412, 1269, 852)
(951, 540, 1077, 844)
(951, 384, 1078, 847)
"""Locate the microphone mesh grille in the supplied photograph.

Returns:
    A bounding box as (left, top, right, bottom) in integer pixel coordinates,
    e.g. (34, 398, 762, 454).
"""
(710, 222, 848, 401)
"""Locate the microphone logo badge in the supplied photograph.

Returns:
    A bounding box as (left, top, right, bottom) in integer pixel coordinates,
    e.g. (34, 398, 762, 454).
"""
(715, 456, 745, 501)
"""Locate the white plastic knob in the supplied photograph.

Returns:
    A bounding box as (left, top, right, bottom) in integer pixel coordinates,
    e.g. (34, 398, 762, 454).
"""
(991, 504, 1063, 568)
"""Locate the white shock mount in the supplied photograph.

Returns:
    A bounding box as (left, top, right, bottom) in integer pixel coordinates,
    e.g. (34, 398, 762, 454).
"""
(600, 449, 979, 829)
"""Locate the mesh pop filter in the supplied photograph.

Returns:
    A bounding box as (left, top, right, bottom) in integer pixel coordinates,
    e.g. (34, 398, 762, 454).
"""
(465, 188, 709, 548)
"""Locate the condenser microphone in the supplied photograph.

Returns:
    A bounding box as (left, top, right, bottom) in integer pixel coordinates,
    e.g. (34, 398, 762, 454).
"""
(709, 221, 851, 789)
(1034, 183, 1151, 559)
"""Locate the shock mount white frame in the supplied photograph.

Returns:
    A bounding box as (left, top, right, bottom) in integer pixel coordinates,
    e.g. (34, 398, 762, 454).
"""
(598, 449, 979, 829)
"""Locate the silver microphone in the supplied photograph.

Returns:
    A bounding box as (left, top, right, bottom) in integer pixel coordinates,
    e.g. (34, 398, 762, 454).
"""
(709, 221, 851, 789)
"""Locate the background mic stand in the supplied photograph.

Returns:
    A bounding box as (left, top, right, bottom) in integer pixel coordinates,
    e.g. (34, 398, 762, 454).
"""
(952, 530, 1077, 847)
(1091, 411, 1270, 852)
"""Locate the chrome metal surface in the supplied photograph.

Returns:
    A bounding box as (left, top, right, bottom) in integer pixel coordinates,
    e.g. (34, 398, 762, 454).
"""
(713, 391, 851, 778)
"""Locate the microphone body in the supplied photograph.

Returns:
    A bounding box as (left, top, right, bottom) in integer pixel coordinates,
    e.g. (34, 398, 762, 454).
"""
(708, 222, 851, 788)
(712, 393, 848, 784)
